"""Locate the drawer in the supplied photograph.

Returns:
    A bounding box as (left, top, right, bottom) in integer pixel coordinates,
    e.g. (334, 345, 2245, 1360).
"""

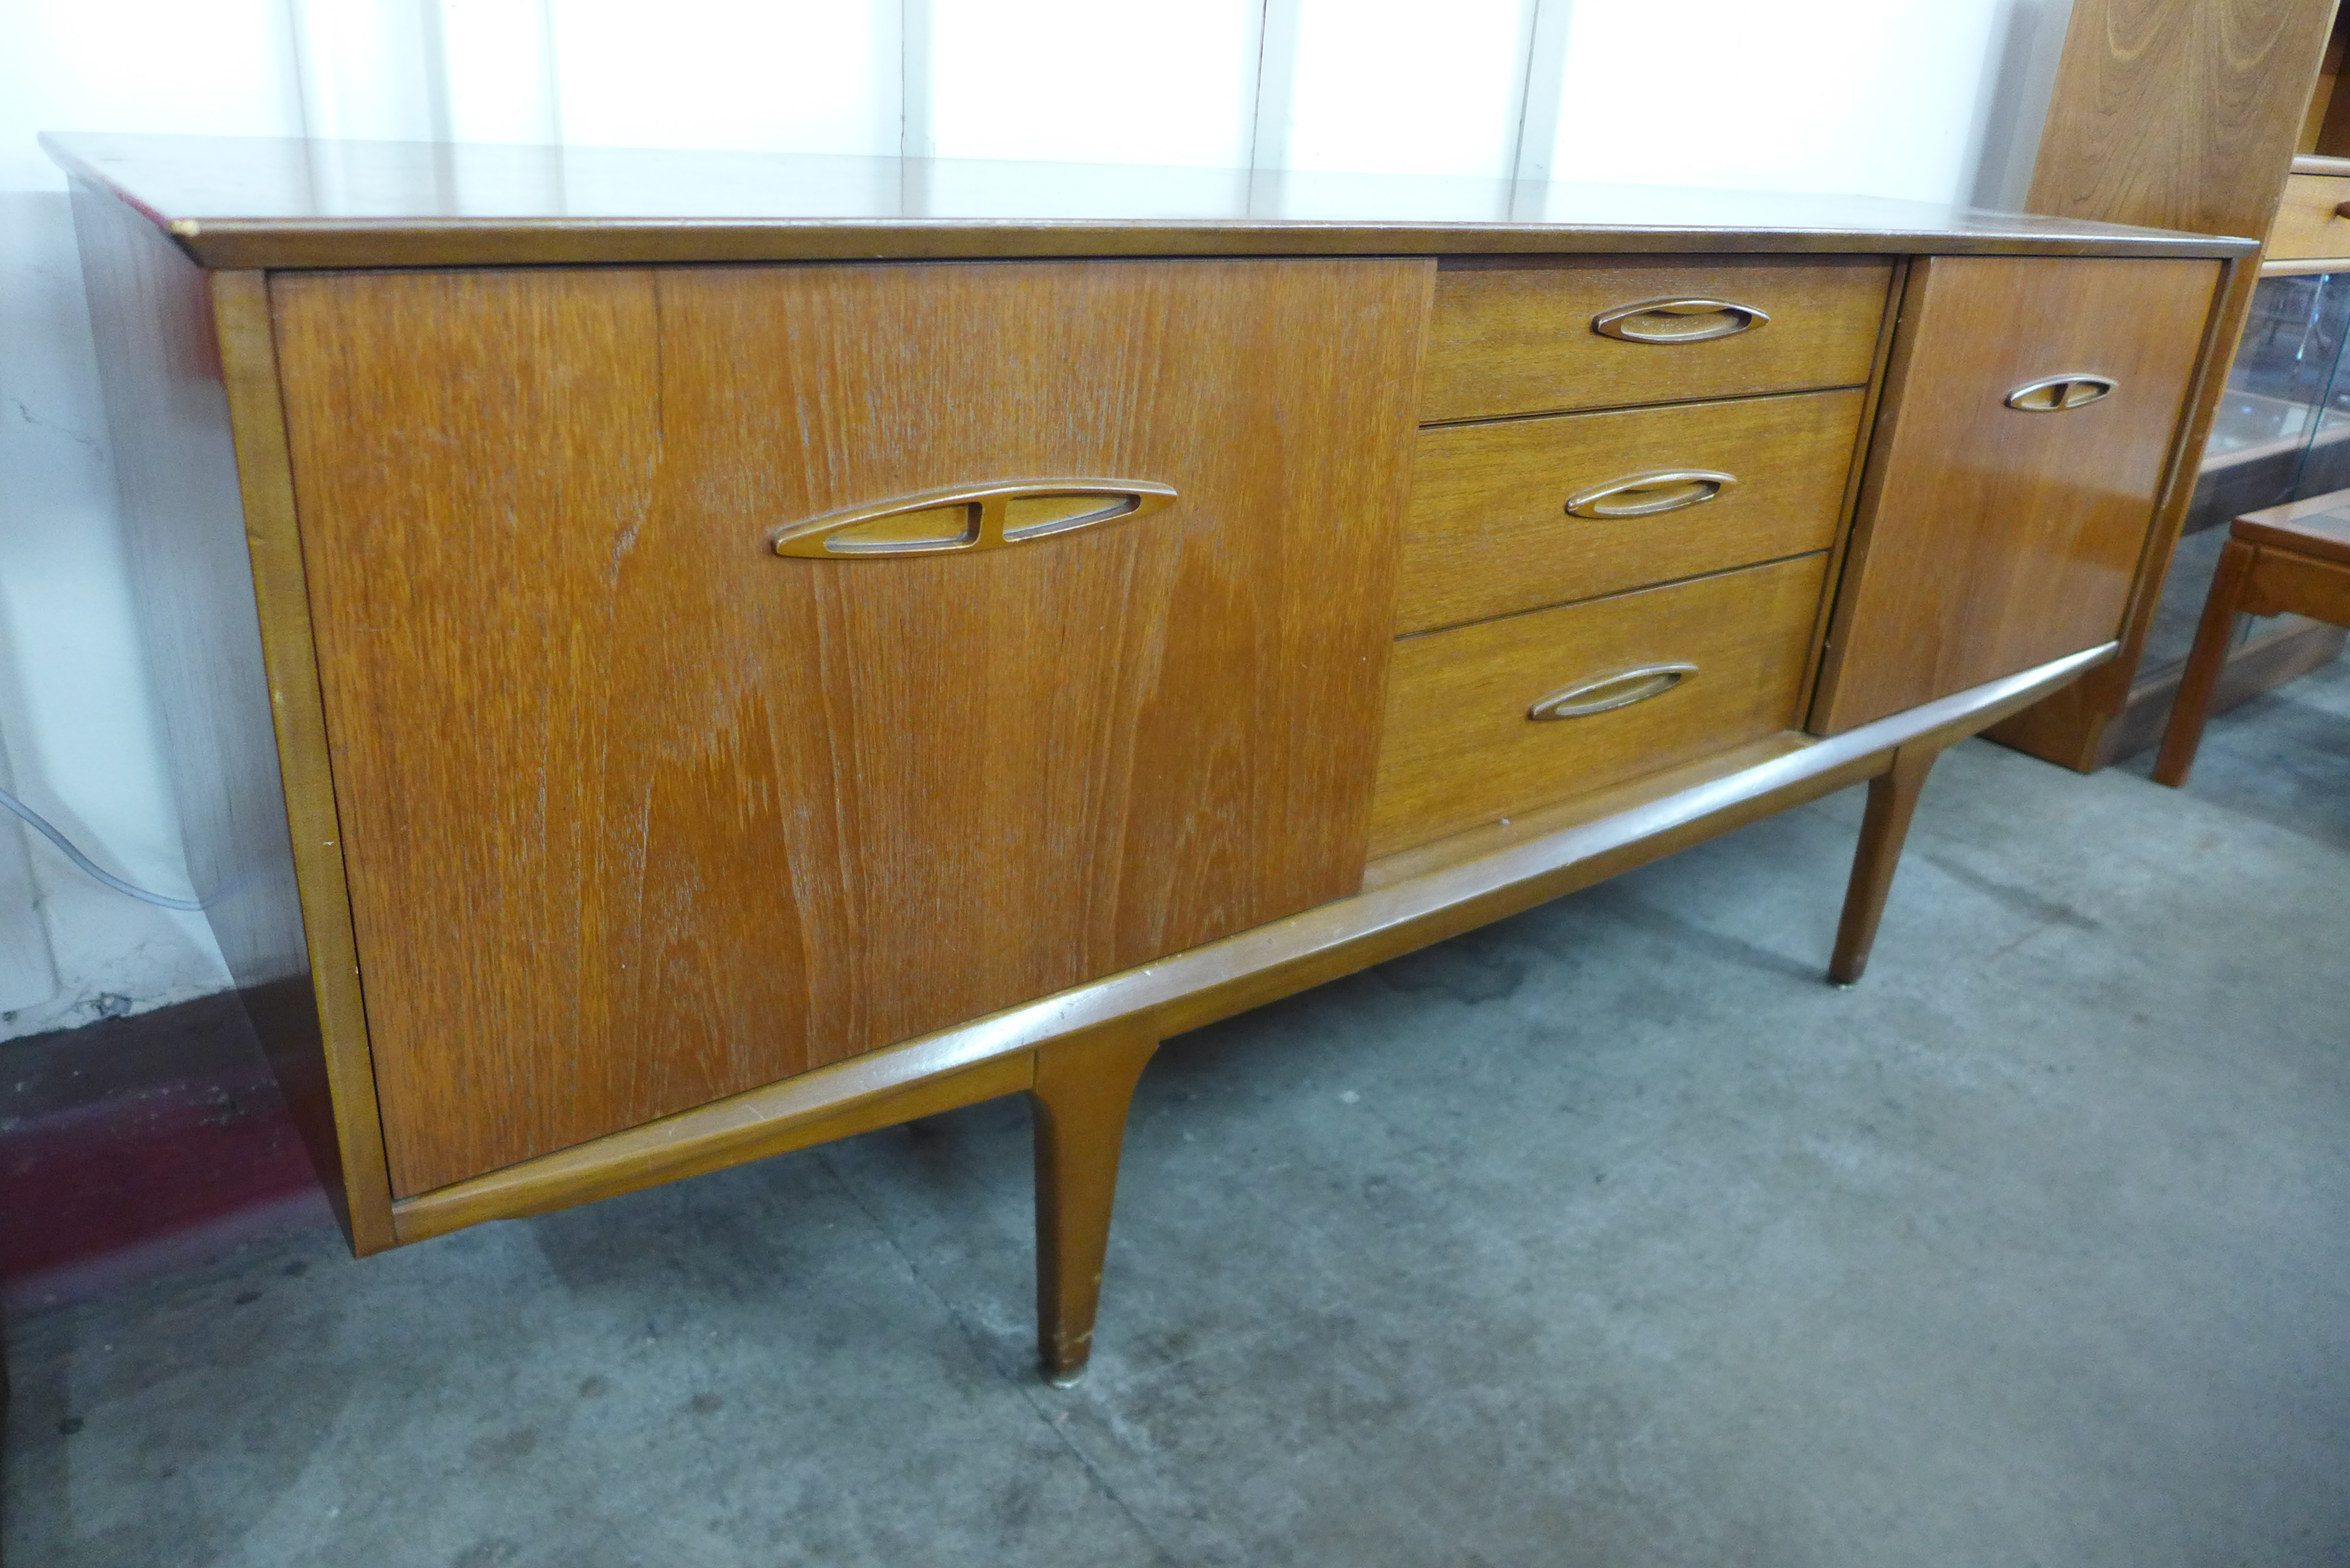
(1421, 256, 1893, 422)
(1369, 554, 1827, 857)
(1397, 388, 1864, 633)
(2268, 174, 2350, 262)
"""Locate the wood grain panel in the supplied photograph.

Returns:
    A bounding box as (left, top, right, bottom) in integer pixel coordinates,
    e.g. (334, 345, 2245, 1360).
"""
(1370, 554, 1828, 857)
(2267, 172, 2350, 259)
(1421, 256, 1892, 422)
(1397, 388, 1863, 632)
(208, 274, 398, 1253)
(2028, 0, 2337, 243)
(272, 258, 1430, 1195)
(1812, 256, 2219, 734)
(63, 182, 395, 1249)
(1982, 254, 2251, 768)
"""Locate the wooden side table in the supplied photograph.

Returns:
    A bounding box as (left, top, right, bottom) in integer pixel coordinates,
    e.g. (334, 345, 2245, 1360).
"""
(2154, 492, 2350, 785)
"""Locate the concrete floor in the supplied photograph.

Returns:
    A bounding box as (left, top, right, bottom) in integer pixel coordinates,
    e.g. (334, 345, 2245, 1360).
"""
(8, 663, 2348, 1568)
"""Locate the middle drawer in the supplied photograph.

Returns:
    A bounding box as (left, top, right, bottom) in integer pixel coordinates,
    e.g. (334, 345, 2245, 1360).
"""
(1369, 553, 1828, 857)
(1396, 388, 1864, 633)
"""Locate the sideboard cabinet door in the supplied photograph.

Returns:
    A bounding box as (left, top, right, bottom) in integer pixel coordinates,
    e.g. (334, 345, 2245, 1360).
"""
(1810, 255, 2219, 732)
(269, 258, 1431, 1195)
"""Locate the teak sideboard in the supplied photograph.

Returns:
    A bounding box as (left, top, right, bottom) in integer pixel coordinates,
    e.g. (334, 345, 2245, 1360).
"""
(47, 134, 2252, 1382)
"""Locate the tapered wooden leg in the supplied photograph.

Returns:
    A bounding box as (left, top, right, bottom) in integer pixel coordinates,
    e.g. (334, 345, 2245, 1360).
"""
(2153, 536, 2257, 788)
(1030, 1022, 1159, 1386)
(1828, 741, 1939, 986)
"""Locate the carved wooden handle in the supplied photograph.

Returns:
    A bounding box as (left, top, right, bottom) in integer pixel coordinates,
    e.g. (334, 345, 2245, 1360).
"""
(772, 479, 1177, 558)
(1565, 469, 1737, 519)
(1591, 298, 1770, 343)
(1528, 663, 1698, 720)
(2003, 373, 2116, 412)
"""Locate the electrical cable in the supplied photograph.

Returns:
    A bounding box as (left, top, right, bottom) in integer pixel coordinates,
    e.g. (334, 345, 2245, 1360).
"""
(0, 783, 204, 912)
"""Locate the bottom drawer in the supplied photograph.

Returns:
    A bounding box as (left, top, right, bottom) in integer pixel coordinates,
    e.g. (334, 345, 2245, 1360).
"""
(1369, 554, 1828, 856)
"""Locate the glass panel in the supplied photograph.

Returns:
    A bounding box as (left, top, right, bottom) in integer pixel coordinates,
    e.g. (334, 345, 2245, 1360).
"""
(2298, 275, 2350, 503)
(2183, 273, 2350, 539)
(2145, 274, 2350, 675)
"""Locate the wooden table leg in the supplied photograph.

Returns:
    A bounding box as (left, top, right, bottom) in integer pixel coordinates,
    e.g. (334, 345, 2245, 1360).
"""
(1031, 1022, 1159, 1386)
(2153, 536, 2257, 788)
(1828, 740, 1940, 987)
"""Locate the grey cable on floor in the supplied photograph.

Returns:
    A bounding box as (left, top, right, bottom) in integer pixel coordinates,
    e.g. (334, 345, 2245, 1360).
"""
(0, 782, 204, 911)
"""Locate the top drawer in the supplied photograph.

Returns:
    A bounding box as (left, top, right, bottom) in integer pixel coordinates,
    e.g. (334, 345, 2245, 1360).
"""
(1422, 255, 1894, 423)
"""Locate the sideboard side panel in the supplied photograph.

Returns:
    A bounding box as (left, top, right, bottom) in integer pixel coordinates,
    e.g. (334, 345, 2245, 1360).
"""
(1809, 254, 2220, 733)
(63, 184, 396, 1249)
(273, 258, 1431, 1195)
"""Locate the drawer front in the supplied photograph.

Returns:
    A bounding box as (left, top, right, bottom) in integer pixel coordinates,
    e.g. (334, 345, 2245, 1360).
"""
(1422, 256, 1892, 422)
(1370, 554, 1828, 856)
(2268, 174, 2350, 262)
(1397, 388, 1864, 633)
(271, 258, 1432, 1196)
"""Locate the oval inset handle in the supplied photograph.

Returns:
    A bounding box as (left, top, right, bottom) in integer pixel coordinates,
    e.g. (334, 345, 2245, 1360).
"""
(772, 479, 1177, 559)
(2003, 373, 2116, 412)
(1528, 662, 1698, 721)
(1565, 469, 1737, 519)
(1591, 298, 1769, 344)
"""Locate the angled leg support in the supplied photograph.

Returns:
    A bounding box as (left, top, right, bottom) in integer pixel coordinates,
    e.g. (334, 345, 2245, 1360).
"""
(1030, 1022, 1159, 1386)
(2154, 536, 2257, 788)
(1828, 740, 1940, 987)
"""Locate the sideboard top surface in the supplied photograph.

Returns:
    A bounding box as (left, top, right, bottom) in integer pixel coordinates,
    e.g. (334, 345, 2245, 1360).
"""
(44, 133, 2257, 271)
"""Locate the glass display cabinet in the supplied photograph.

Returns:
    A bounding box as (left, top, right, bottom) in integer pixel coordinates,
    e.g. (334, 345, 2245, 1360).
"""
(2132, 198, 2350, 748)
